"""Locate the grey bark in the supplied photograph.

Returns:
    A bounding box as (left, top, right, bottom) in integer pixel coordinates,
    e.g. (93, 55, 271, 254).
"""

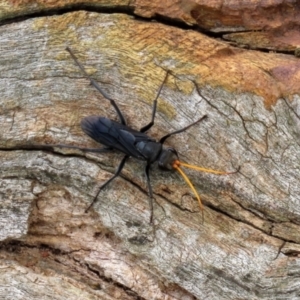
(0, 10, 300, 300)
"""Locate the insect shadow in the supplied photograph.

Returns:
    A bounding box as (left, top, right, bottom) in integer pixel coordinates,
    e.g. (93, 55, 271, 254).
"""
(42, 47, 237, 223)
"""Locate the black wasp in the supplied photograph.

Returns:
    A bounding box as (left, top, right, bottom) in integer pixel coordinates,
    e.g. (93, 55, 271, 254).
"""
(48, 47, 235, 223)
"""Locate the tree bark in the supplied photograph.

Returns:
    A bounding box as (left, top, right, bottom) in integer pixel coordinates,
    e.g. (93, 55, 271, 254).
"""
(1, 1, 300, 299)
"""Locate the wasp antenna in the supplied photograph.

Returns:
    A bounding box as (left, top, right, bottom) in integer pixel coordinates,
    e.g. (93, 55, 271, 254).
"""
(177, 161, 235, 175)
(173, 163, 204, 212)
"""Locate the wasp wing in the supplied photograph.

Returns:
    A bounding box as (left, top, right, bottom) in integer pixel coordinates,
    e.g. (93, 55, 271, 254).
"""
(81, 116, 155, 159)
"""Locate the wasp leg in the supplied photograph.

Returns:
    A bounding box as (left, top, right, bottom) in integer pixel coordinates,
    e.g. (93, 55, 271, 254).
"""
(159, 115, 207, 145)
(66, 47, 126, 125)
(144, 163, 155, 223)
(140, 71, 170, 133)
(85, 154, 129, 212)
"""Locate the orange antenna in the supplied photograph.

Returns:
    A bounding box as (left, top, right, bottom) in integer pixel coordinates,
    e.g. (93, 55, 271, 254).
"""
(172, 160, 237, 216)
(173, 162, 204, 211)
(177, 161, 236, 175)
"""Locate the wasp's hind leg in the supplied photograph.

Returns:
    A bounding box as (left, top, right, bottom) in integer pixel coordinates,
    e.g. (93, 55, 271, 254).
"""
(85, 154, 129, 212)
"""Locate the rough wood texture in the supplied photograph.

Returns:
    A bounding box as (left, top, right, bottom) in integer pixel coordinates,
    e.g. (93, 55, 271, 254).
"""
(183, 0, 300, 52)
(1, 3, 300, 300)
(2, 0, 299, 52)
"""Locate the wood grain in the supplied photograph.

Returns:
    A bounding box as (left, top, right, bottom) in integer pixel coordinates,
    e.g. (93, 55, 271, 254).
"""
(1, 5, 300, 300)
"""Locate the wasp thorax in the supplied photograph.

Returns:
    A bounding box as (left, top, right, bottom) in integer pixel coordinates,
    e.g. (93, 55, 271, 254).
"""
(158, 148, 179, 170)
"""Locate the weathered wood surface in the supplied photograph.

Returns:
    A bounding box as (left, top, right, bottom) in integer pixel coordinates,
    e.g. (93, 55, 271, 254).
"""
(1, 3, 300, 300)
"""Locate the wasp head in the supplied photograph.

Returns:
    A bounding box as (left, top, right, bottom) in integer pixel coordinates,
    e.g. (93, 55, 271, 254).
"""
(158, 148, 179, 170)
